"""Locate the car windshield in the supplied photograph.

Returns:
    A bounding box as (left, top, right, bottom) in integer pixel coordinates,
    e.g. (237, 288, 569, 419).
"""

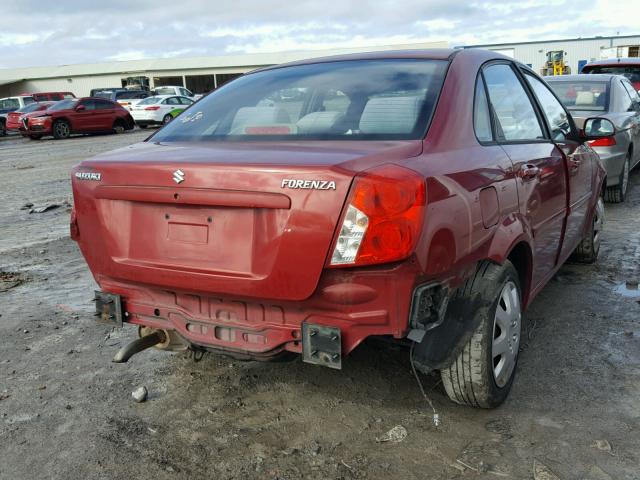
(151, 59, 448, 142)
(547, 81, 608, 111)
(154, 87, 176, 95)
(48, 99, 79, 111)
(585, 65, 640, 84)
(138, 97, 162, 105)
(0, 98, 20, 109)
(17, 102, 46, 113)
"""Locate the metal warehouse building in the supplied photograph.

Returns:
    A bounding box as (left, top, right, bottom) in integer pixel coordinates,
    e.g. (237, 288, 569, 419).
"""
(459, 34, 640, 75)
(0, 41, 447, 99)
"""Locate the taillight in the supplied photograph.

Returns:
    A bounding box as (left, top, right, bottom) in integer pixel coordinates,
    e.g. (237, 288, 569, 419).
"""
(329, 164, 426, 267)
(588, 136, 616, 147)
(144, 106, 160, 111)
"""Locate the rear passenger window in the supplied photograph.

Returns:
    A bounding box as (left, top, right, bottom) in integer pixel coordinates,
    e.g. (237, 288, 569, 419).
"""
(524, 72, 572, 141)
(483, 64, 544, 141)
(164, 97, 181, 105)
(474, 76, 493, 142)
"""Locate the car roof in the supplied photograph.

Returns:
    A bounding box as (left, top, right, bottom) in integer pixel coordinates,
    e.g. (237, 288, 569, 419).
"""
(147, 95, 188, 99)
(544, 74, 616, 82)
(583, 58, 640, 67)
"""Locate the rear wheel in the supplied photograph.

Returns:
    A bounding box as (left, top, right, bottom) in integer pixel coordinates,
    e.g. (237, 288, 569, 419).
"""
(440, 261, 522, 408)
(138, 124, 148, 129)
(162, 114, 173, 125)
(573, 196, 604, 263)
(52, 120, 71, 139)
(113, 120, 125, 134)
(604, 155, 630, 203)
(0, 120, 6, 136)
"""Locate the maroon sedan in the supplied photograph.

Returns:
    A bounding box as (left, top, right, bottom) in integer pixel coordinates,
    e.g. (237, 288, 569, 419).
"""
(25, 97, 134, 140)
(72, 49, 607, 408)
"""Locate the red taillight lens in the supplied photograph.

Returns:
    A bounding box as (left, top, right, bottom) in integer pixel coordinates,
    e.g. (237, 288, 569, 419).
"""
(588, 136, 616, 147)
(144, 106, 160, 111)
(329, 164, 426, 267)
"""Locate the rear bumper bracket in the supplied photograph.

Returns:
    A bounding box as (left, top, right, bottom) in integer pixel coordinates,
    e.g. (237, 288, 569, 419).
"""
(94, 291, 124, 327)
(302, 322, 342, 370)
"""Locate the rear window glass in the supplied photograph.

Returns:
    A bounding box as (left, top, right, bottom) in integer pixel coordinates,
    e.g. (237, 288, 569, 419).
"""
(154, 87, 176, 96)
(546, 81, 608, 111)
(0, 98, 20, 109)
(138, 97, 162, 105)
(584, 65, 640, 84)
(151, 59, 448, 142)
(94, 91, 113, 99)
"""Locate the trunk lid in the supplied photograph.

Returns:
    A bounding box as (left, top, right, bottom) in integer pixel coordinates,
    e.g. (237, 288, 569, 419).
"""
(73, 140, 421, 300)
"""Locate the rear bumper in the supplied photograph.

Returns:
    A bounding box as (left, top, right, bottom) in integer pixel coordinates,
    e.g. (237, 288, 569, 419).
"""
(95, 261, 423, 359)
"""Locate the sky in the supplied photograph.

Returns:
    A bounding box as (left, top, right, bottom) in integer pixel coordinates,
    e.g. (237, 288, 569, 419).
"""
(1, 0, 637, 69)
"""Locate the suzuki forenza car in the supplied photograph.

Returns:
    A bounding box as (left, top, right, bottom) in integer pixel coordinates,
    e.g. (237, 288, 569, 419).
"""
(72, 49, 607, 408)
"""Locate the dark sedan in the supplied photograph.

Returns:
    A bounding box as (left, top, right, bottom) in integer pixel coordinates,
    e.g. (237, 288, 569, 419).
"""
(546, 74, 640, 202)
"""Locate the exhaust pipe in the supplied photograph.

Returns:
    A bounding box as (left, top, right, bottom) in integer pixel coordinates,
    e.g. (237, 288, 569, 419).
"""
(112, 330, 167, 363)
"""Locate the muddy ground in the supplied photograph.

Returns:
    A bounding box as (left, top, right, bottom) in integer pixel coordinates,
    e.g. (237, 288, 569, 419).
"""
(0, 131, 639, 480)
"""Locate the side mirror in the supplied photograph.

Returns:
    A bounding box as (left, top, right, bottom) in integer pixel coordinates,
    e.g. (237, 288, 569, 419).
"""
(581, 117, 615, 140)
(75, 104, 86, 111)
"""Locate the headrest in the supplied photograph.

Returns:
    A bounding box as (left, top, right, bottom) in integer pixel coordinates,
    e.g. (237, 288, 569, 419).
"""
(575, 91, 595, 106)
(231, 106, 292, 132)
(359, 96, 424, 134)
(296, 111, 345, 134)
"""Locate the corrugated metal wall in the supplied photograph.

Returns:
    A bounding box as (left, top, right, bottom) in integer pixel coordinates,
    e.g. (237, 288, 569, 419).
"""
(470, 36, 640, 74)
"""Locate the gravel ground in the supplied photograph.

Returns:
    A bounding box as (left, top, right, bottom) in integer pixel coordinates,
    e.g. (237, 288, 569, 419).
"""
(0, 131, 639, 480)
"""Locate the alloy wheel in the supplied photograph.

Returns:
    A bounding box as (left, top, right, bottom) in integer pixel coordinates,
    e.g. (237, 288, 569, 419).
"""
(55, 122, 70, 138)
(621, 158, 630, 197)
(592, 196, 605, 253)
(492, 281, 521, 388)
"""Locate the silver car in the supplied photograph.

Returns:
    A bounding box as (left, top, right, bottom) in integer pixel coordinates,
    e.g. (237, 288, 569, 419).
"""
(546, 74, 640, 202)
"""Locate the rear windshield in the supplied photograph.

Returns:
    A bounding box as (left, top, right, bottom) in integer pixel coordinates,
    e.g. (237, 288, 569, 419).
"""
(94, 91, 113, 99)
(151, 59, 449, 142)
(546, 81, 609, 111)
(0, 98, 20, 109)
(137, 97, 162, 105)
(48, 99, 79, 111)
(584, 65, 640, 84)
(154, 87, 176, 95)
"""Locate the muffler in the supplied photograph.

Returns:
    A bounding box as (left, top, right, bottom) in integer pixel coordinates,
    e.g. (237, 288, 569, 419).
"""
(112, 330, 167, 363)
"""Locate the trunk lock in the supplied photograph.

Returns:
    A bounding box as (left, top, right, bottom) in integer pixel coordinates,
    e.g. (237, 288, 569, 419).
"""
(301, 323, 342, 370)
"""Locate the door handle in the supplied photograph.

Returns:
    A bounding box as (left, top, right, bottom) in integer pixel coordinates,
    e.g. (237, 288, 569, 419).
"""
(519, 164, 540, 181)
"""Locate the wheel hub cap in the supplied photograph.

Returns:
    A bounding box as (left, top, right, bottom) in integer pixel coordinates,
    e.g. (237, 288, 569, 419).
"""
(492, 281, 521, 388)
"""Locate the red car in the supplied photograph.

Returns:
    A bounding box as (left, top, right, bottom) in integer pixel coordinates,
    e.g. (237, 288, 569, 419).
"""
(72, 49, 606, 408)
(6, 101, 54, 134)
(25, 97, 134, 140)
(20, 91, 76, 101)
(582, 58, 640, 91)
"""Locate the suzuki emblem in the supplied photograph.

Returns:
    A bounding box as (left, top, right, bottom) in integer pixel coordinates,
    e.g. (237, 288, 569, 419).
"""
(173, 169, 185, 184)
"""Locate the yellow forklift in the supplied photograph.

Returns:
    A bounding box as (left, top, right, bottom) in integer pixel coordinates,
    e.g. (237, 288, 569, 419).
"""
(540, 51, 571, 76)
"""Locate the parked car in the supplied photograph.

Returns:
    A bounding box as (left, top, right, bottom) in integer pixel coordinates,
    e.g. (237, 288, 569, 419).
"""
(581, 58, 640, 91)
(24, 97, 134, 140)
(93, 89, 150, 109)
(130, 95, 194, 127)
(5, 101, 55, 134)
(25, 92, 75, 101)
(0, 96, 35, 135)
(546, 74, 640, 202)
(90, 87, 128, 97)
(151, 85, 196, 98)
(72, 49, 607, 408)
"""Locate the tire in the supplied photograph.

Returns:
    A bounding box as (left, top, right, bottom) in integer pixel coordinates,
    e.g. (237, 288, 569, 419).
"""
(162, 114, 173, 125)
(113, 121, 125, 134)
(52, 119, 71, 139)
(29, 134, 42, 140)
(0, 120, 6, 136)
(604, 154, 630, 203)
(441, 260, 522, 408)
(138, 124, 148, 129)
(573, 196, 604, 263)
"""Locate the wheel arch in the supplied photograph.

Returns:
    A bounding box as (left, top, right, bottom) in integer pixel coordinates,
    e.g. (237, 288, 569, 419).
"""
(505, 241, 533, 307)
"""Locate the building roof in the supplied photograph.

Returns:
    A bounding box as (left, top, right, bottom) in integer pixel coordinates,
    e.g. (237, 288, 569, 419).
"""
(457, 33, 640, 49)
(0, 41, 447, 82)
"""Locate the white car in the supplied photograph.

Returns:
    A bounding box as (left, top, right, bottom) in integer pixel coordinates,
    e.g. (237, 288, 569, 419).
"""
(130, 95, 194, 128)
(151, 86, 196, 98)
(0, 96, 36, 135)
